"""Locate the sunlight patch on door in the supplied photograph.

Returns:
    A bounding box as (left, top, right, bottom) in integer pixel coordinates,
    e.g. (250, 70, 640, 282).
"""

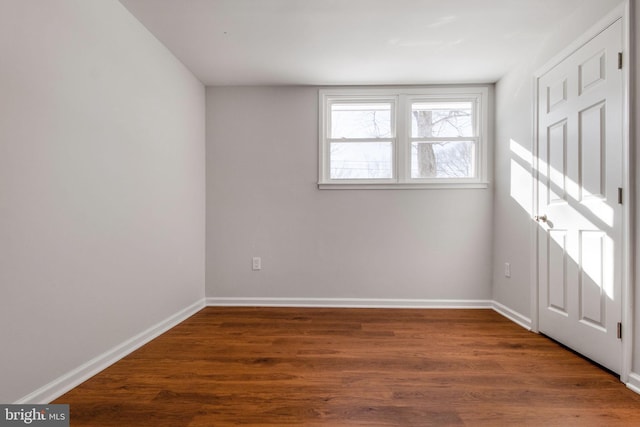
(534, 160, 613, 227)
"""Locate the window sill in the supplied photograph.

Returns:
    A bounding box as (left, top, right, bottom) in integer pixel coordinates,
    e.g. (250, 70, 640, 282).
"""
(317, 182, 490, 190)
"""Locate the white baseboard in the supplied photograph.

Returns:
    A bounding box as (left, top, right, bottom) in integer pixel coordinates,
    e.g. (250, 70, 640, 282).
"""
(15, 298, 206, 404)
(206, 297, 493, 309)
(491, 301, 532, 330)
(207, 298, 533, 329)
(626, 372, 640, 395)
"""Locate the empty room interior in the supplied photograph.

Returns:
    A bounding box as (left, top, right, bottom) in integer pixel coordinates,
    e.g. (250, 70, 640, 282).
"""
(3, 0, 640, 425)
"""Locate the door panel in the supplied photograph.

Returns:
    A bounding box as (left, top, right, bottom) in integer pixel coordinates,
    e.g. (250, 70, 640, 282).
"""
(579, 102, 606, 200)
(547, 120, 567, 203)
(579, 230, 606, 327)
(537, 20, 622, 373)
(547, 230, 568, 314)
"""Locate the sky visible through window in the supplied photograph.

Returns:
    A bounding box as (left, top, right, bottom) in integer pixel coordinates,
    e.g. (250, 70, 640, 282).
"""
(330, 103, 392, 179)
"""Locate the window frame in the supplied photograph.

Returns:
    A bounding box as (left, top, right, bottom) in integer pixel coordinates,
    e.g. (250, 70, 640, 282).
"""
(324, 96, 397, 183)
(318, 87, 490, 189)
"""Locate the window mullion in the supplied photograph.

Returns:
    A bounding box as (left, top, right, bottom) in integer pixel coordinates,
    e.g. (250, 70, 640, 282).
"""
(409, 137, 480, 143)
(396, 94, 408, 183)
(327, 138, 395, 143)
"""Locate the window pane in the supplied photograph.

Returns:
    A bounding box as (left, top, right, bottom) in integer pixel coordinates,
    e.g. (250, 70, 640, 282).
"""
(331, 103, 392, 139)
(411, 102, 473, 137)
(411, 141, 475, 178)
(330, 142, 392, 179)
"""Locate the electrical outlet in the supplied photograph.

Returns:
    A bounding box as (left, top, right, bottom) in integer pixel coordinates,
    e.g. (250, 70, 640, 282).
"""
(252, 257, 261, 271)
(504, 262, 511, 278)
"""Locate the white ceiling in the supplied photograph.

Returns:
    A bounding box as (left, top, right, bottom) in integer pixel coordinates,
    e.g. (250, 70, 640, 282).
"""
(118, 0, 596, 86)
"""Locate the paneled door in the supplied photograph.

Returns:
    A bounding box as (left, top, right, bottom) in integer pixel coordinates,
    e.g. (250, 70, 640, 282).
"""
(536, 19, 623, 373)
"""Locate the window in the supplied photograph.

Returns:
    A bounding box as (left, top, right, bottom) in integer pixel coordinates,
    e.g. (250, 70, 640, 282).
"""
(318, 87, 489, 189)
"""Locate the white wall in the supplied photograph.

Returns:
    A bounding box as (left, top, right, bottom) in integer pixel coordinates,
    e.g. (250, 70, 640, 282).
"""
(206, 86, 493, 303)
(0, 0, 205, 403)
(491, 0, 625, 336)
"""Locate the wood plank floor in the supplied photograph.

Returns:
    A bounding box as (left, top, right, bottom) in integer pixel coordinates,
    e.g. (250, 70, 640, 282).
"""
(55, 307, 640, 426)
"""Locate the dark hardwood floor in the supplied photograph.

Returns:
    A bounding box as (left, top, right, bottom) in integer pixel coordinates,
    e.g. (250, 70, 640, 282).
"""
(55, 307, 640, 426)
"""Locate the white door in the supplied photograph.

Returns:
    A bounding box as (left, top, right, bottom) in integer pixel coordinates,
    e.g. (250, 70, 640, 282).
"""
(536, 19, 623, 373)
